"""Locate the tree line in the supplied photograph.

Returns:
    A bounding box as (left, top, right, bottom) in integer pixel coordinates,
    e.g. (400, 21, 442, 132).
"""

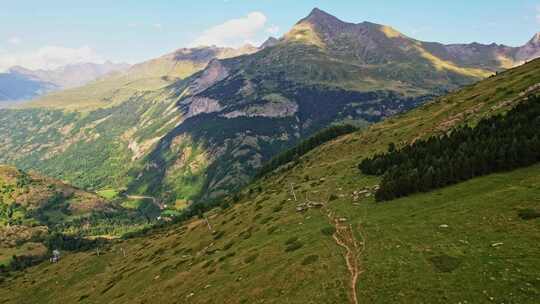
(359, 95, 540, 201)
(256, 124, 358, 179)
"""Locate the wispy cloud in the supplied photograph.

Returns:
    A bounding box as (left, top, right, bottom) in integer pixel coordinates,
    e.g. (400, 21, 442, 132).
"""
(536, 5, 540, 24)
(0, 45, 104, 72)
(8, 36, 22, 45)
(266, 25, 280, 36)
(191, 12, 271, 47)
(153, 23, 163, 30)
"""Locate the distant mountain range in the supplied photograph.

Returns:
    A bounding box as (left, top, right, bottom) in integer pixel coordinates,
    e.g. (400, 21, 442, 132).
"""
(1, 8, 539, 203)
(0, 61, 130, 103)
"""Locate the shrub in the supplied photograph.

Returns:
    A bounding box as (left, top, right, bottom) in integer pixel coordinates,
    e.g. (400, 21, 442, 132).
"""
(244, 253, 259, 264)
(301, 255, 319, 265)
(202, 260, 213, 269)
(260, 217, 273, 225)
(218, 251, 236, 262)
(212, 231, 225, 240)
(223, 241, 235, 251)
(518, 208, 540, 220)
(428, 255, 461, 273)
(285, 241, 303, 252)
(285, 237, 298, 245)
(267, 226, 278, 235)
(321, 226, 336, 236)
(239, 230, 252, 240)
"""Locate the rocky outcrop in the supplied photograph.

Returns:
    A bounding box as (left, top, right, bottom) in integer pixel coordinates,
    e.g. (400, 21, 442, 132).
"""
(183, 97, 223, 119)
(515, 32, 540, 63)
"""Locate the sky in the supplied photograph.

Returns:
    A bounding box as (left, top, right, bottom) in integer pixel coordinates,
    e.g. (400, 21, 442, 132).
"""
(1, 0, 539, 71)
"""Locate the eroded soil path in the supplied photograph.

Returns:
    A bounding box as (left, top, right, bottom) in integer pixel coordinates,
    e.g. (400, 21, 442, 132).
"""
(294, 186, 364, 304)
(327, 210, 363, 304)
(126, 195, 163, 209)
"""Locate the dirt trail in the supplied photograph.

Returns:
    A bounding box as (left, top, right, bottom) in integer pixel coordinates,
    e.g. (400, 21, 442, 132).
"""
(325, 207, 364, 304)
(126, 195, 163, 210)
(296, 188, 365, 304)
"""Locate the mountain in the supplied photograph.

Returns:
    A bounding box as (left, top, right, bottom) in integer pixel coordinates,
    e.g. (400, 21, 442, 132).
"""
(0, 165, 109, 267)
(0, 62, 130, 103)
(1, 8, 540, 206)
(1, 57, 538, 304)
(126, 9, 540, 201)
(0, 163, 169, 270)
(0, 72, 57, 104)
(515, 32, 540, 62)
(9, 61, 131, 89)
(21, 45, 257, 111)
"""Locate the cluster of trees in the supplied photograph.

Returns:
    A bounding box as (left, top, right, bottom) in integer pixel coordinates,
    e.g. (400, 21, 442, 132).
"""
(4, 254, 44, 272)
(359, 95, 540, 201)
(45, 232, 108, 252)
(256, 124, 358, 178)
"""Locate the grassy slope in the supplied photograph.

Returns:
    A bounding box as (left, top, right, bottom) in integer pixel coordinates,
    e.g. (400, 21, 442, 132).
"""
(1, 61, 539, 303)
(0, 165, 108, 267)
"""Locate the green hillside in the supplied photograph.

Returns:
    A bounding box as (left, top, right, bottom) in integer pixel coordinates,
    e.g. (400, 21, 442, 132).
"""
(1, 9, 539, 212)
(0, 165, 108, 268)
(0, 165, 165, 271)
(1, 52, 538, 304)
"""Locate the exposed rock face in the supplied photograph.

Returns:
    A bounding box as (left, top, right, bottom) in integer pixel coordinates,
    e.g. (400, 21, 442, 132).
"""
(222, 97, 298, 118)
(515, 32, 540, 62)
(183, 97, 223, 119)
(185, 60, 230, 96)
(3, 8, 540, 205)
(260, 37, 279, 49)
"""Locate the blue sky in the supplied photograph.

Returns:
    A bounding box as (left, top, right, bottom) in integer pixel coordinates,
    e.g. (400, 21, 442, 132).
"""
(1, 0, 539, 70)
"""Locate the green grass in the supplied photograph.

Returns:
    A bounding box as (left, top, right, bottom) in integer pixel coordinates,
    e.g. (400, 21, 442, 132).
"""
(120, 199, 145, 210)
(97, 189, 119, 199)
(1, 58, 539, 303)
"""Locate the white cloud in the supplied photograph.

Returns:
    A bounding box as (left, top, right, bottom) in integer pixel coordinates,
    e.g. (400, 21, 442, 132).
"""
(8, 37, 22, 45)
(190, 12, 269, 47)
(153, 23, 163, 30)
(536, 5, 540, 24)
(0, 45, 104, 72)
(266, 25, 280, 36)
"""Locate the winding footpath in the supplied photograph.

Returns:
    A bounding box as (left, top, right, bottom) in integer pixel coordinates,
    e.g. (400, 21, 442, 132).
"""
(323, 201, 363, 304)
(293, 186, 364, 304)
(331, 217, 362, 304)
(126, 195, 164, 210)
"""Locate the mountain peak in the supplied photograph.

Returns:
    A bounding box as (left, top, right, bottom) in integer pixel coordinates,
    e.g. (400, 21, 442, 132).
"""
(301, 7, 344, 26)
(528, 32, 540, 45)
(260, 37, 279, 49)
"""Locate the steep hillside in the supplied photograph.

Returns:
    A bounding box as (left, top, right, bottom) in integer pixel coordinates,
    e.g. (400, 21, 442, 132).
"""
(0, 165, 108, 268)
(0, 164, 165, 270)
(127, 9, 540, 202)
(1, 9, 539, 207)
(1, 53, 538, 304)
(21, 46, 256, 111)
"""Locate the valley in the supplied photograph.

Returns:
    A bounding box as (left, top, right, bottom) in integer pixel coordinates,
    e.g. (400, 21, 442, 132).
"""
(0, 6, 539, 303)
(1, 9, 539, 207)
(1, 42, 539, 303)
